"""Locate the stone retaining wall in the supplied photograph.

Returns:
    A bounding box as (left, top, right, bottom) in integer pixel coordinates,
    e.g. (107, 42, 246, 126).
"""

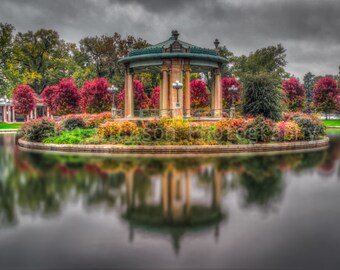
(18, 137, 329, 154)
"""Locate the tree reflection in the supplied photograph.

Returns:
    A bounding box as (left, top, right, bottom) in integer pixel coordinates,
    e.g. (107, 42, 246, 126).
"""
(0, 133, 339, 252)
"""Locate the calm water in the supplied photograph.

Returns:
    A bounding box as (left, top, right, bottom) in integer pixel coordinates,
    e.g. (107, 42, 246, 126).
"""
(0, 133, 340, 270)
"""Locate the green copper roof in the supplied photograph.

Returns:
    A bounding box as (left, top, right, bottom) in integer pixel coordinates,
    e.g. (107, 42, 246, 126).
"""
(119, 30, 226, 65)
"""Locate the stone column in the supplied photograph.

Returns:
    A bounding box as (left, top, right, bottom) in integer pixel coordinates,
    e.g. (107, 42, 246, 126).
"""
(211, 69, 215, 112)
(184, 65, 191, 118)
(170, 59, 183, 118)
(8, 106, 12, 123)
(161, 66, 169, 117)
(34, 107, 37, 119)
(4, 106, 7, 122)
(213, 68, 222, 118)
(12, 107, 15, 122)
(124, 68, 134, 118)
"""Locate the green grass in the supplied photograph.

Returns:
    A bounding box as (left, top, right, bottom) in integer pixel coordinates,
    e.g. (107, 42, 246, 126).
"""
(0, 123, 23, 129)
(321, 119, 340, 127)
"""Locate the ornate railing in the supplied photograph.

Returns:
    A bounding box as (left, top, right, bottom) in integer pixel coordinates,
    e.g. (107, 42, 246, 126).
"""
(114, 109, 230, 119)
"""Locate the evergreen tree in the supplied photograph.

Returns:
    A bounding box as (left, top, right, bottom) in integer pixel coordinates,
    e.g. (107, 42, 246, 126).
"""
(303, 72, 316, 112)
(242, 73, 284, 121)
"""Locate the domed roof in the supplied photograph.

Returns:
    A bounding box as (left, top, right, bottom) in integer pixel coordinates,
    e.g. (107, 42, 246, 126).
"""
(118, 30, 227, 65)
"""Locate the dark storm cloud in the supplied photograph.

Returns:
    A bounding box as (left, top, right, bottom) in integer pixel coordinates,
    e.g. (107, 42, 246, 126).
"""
(0, 0, 339, 77)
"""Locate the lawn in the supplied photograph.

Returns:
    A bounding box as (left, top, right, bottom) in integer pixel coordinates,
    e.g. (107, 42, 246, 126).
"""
(0, 123, 23, 130)
(321, 119, 340, 127)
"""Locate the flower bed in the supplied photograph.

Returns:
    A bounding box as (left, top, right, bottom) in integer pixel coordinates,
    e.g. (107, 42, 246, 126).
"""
(18, 113, 327, 147)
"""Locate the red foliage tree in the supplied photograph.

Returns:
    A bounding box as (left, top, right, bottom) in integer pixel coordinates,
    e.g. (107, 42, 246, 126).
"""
(53, 78, 80, 115)
(12, 85, 37, 117)
(41, 85, 59, 114)
(282, 77, 306, 111)
(150, 86, 160, 109)
(190, 80, 209, 109)
(313, 77, 339, 117)
(116, 80, 150, 110)
(80, 78, 112, 113)
(222, 77, 241, 108)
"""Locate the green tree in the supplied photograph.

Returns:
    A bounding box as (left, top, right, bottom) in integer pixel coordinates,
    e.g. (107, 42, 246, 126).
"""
(234, 44, 289, 81)
(303, 72, 316, 112)
(79, 34, 148, 84)
(12, 29, 78, 94)
(242, 73, 285, 121)
(0, 22, 15, 96)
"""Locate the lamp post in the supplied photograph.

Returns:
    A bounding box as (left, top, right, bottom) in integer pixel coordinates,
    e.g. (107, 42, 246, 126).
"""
(172, 80, 183, 108)
(108, 85, 118, 118)
(229, 85, 238, 118)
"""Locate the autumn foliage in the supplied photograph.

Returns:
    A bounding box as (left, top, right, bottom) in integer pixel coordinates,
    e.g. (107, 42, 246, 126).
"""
(190, 80, 209, 108)
(41, 78, 80, 116)
(116, 80, 150, 110)
(313, 77, 339, 116)
(150, 86, 160, 109)
(80, 78, 112, 113)
(13, 85, 37, 116)
(282, 77, 306, 111)
(222, 77, 241, 107)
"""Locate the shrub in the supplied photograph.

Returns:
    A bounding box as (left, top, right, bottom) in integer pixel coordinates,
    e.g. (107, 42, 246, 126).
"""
(144, 120, 165, 141)
(12, 85, 37, 116)
(97, 121, 138, 138)
(243, 116, 274, 142)
(63, 117, 86, 131)
(290, 114, 325, 140)
(282, 77, 306, 111)
(162, 118, 191, 142)
(20, 117, 55, 142)
(274, 121, 301, 141)
(242, 73, 284, 121)
(62, 112, 112, 128)
(80, 78, 112, 113)
(215, 118, 247, 142)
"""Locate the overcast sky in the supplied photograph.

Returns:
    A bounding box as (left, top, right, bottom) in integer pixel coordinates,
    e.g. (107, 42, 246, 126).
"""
(1, 0, 339, 79)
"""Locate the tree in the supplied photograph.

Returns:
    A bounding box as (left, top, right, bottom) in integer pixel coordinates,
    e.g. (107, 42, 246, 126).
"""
(313, 77, 339, 118)
(282, 77, 306, 111)
(222, 77, 241, 108)
(0, 22, 15, 96)
(190, 80, 209, 108)
(12, 85, 36, 117)
(80, 78, 112, 113)
(12, 29, 77, 94)
(116, 80, 149, 110)
(242, 73, 284, 121)
(79, 34, 148, 84)
(303, 72, 316, 112)
(53, 78, 80, 115)
(234, 44, 289, 81)
(41, 85, 59, 114)
(150, 86, 160, 109)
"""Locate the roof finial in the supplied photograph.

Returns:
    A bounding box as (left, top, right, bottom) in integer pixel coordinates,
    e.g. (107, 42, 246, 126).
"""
(214, 38, 220, 50)
(172, 30, 179, 40)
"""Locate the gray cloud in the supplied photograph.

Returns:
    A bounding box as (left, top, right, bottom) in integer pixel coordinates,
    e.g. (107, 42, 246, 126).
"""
(0, 0, 339, 78)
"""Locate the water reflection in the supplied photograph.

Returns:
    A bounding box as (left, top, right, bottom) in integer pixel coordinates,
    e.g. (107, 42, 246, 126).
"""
(0, 134, 340, 266)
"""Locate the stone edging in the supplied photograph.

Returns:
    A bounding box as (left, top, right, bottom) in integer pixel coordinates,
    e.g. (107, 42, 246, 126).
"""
(17, 137, 329, 154)
(0, 129, 18, 134)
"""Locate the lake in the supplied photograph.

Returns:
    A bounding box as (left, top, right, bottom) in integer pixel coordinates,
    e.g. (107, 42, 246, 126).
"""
(0, 133, 339, 269)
